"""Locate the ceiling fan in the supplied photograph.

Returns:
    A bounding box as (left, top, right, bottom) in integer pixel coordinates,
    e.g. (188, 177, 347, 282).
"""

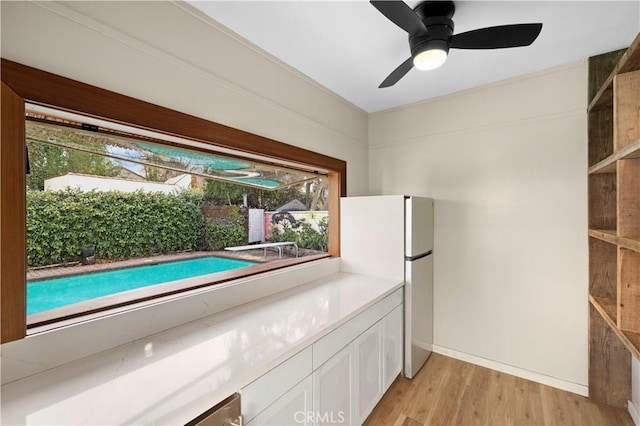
(371, 0, 543, 88)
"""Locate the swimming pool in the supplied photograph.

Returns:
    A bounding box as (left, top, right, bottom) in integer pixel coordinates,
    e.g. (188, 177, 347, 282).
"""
(27, 256, 256, 315)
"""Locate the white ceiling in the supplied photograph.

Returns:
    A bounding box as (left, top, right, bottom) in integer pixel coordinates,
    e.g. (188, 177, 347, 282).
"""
(188, 1, 640, 113)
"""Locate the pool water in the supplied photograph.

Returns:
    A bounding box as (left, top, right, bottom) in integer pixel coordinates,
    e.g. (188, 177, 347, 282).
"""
(27, 257, 256, 315)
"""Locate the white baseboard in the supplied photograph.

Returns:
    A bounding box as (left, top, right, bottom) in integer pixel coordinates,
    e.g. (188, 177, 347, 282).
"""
(432, 345, 589, 397)
(629, 400, 640, 426)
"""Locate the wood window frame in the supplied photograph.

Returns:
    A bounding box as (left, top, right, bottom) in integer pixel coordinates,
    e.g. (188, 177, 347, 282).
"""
(0, 59, 346, 343)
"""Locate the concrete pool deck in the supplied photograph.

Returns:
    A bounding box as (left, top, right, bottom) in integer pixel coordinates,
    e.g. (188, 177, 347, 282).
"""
(27, 248, 308, 281)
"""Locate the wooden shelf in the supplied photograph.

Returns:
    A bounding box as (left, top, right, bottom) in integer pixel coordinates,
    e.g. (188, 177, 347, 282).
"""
(589, 156, 616, 174)
(588, 35, 640, 112)
(588, 34, 640, 409)
(622, 329, 640, 361)
(589, 229, 640, 253)
(590, 294, 617, 324)
(619, 33, 640, 74)
(620, 237, 640, 253)
(590, 295, 640, 360)
(588, 174, 617, 230)
(588, 229, 617, 244)
(618, 139, 640, 161)
(588, 78, 614, 112)
(588, 139, 640, 174)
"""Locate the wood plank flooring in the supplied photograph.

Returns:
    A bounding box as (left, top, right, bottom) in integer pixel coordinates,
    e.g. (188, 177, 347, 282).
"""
(364, 353, 634, 426)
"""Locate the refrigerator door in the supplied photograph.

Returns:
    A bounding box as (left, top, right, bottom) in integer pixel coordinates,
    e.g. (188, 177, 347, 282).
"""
(404, 254, 433, 379)
(405, 197, 434, 257)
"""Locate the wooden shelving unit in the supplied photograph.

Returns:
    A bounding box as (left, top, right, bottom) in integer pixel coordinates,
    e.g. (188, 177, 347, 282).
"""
(588, 33, 640, 409)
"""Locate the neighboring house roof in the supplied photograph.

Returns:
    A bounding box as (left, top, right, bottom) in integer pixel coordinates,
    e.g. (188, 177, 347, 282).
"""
(275, 199, 308, 212)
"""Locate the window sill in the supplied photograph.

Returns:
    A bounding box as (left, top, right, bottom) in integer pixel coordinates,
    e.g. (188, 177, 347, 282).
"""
(27, 253, 330, 331)
(3, 257, 339, 385)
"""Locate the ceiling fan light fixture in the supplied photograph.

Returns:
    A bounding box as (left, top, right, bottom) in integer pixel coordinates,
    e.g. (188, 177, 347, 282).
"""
(413, 48, 447, 70)
(371, 0, 543, 87)
(411, 37, 449, 71)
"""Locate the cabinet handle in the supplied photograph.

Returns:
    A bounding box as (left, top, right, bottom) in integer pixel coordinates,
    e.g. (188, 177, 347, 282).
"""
(226, 414, 243, 426)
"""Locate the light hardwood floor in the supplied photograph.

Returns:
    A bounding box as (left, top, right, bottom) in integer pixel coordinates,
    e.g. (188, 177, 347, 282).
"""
(364, 353, 634, 426)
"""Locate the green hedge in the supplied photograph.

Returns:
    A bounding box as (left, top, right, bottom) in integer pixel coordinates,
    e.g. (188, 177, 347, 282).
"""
(27, 189, 205, 267)
(204, 206, 246, 250)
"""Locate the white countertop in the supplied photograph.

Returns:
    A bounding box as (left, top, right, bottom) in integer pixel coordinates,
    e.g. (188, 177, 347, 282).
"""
(1, 272, 402, 425)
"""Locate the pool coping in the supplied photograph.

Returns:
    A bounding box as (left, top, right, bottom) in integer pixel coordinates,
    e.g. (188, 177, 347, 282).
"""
(26, 256, 258, 316)
(25, 251, 329, 329)
(26, 249, 303, 282)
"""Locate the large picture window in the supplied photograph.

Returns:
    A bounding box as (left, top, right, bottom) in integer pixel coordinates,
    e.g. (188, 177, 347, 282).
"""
(1, 60, 345, 341)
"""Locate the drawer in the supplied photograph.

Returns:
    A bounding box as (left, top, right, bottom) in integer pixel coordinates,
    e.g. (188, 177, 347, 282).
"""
(313, 288, 402, 370)
(241, 346, 312, 423)
(185, 393, 241, 426)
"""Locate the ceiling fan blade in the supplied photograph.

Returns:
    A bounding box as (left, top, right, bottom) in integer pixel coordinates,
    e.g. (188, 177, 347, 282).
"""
(450, 23, 542, 49)
(370, 1, 427, 35)
(379, 57, 414, 88)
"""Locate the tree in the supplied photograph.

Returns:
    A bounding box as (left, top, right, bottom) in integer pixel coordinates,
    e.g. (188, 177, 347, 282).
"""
(203, 180, 247, 206)
(26, 141, 120, 191)
(203, 179, 315, 210)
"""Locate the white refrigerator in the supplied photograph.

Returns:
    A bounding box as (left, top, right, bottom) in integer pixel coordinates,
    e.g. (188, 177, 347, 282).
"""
(340, 195, 434, 379)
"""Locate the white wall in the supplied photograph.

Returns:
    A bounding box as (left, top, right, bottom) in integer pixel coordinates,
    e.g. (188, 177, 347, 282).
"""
(0, 0, 366, 383)
(368, 62, 588, 392)
(0, 0, 592, 395)
(1, 0, 369, 196)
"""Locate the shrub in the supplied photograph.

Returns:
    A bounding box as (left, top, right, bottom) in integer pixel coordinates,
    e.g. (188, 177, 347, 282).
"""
(203, 205, 246, 250)
(299, 217, 328, 251)
(27, 189, 204, 267)
(269, 216, 328, 251)
(269, 223, 300, 244)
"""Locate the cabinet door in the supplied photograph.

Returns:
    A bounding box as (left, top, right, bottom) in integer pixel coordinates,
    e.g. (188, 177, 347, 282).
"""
(355, 322, 382, 424)
(382, 305, 403, 391)
(242, 347, 312, 422)
(312, 343, 354, 426)
(247, 376, 313, 426)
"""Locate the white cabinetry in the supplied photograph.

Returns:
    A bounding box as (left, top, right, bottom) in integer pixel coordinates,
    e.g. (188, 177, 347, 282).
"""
(247, 376, 313, 426)
(312, 289, 403, 425)
(354, 322, 382, 425)
(242, 347, 312, 424)
(242, 288, 403, 426)
(382, 305, 403, 391)
(312, 343, 355, 425)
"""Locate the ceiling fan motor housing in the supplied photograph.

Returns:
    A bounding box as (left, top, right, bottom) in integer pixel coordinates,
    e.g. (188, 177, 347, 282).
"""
(409, 1, 456, 58)
(370, 0, 543, 87)
(409, 19, 453, 57)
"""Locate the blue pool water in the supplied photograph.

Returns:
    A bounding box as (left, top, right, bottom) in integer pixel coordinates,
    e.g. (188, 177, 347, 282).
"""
(27, 257, 256, 315)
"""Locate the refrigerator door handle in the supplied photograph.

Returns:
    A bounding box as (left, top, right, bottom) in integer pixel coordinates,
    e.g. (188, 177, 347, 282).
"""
(405, 250, 432, 262)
